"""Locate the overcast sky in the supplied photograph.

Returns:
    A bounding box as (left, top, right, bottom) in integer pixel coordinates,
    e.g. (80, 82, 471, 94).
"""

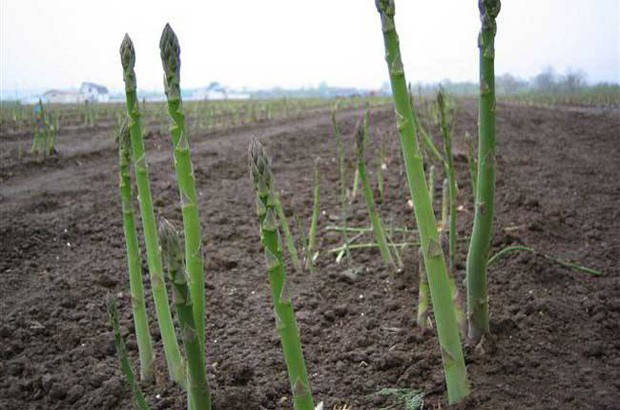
(1, 0, 618, 93)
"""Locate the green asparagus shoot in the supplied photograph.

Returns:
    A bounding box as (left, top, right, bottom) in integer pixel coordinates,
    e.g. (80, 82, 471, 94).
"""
(159, 219, 212, 410)
(357, 111, 399, 272)
(120, 33, 185, 385)
(159, 23, 207, 358)
(375, 0, 469, 403)
(107, 297, 151, 410)
(466, 0, 501, 343)
(117, 119, 155, 382)
(249, 139, 315, 410)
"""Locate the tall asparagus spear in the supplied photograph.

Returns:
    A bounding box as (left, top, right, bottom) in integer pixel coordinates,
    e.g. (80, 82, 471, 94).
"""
(249, 139, 314, 410)
(117, 119, 155, 382)
(374, 0, 469, 403)
(466, 0, 501, 343)
(120, 34, 185, 385)
(159, 219, 212, 410)
(159, 23, 207, 355)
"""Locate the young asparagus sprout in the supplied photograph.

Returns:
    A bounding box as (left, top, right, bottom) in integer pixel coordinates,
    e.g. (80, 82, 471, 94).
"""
(117, 119, 155, 382)
(466, 0, 501, 343)
(107, 297, 151, 410)
(305, 158, 321, 272)
(357, 112, 399, 272)
(159, 23, 207, 357)
(332, 103, 352, 263)
(417, 247, 430, 329)
(375, 0, 469, 403)
(437, 89, 458, 274)
(437, 91, 466, 334)
(120, 33, 185, 386)
(249, 139, 315, 410)
(159, 219, 212, 410)
(274, 192, 303, 273)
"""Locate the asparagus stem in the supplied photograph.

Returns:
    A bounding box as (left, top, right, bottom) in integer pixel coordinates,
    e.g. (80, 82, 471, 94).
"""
(332, 103, 352, 263)
(107, 297, 151, 410)
(437, 91, 466, 334)
(159, 24, 207, 357)
(249, 140, 315, 410)
(305, 159, 321, 272)
(466, 0, 501, 343)
(120, 34, 185, 385)
(118, 119, 155, 383)
(274, 192, 303, 272)
(437, 90, 458, 274)
(377, 132, 386, 203)
(464, 131, 478, 199)
(416, 248, 430, 329)
(375, 0, 469, 403)
(357, 111, 398, 271)
(440, 178, 449, 230)
(159, 219, 212, 410)
(418, 165, 435, 329)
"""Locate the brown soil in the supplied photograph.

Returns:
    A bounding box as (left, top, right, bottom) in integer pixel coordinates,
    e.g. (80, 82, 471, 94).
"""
(1, 101, 619, 409)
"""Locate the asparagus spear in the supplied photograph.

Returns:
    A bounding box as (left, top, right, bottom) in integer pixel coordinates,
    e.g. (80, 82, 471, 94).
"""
(305, 158, 321, 272)
(159, 23, 207, 356)
(374, 0, 469, 403)
(466, 0, 501, 343)
(357, 111, 398, 271)
(120, 34, 185, 385)
(117, 119, 155, 382)
(159, 219, 212, 410)
(107, 297, 150, 410)
(249, 139, 314, 410)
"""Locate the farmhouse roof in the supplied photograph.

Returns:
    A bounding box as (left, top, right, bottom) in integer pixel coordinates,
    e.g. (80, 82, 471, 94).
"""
(80, 82, 109, 94)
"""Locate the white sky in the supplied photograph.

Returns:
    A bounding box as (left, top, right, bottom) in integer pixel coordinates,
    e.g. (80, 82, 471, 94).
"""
(1, 0, 619, 92)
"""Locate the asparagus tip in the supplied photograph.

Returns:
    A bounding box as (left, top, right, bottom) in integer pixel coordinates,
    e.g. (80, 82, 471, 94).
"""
(158, 217, 181, 258)
(120, 34, 135, 70)
(375, 0, 395, 17)
(248, 138, 271, 186)
(160, 23, 180, 68)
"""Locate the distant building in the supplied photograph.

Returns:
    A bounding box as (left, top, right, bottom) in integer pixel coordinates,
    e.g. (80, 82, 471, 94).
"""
(42, 89, 83, 104)
(79, 82, 109, 102)
(191, 82, 250, 100)
(41, 82, 110, 104)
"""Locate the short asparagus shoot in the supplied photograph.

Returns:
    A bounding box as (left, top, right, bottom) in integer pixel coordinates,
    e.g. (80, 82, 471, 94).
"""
(357, 112, 399, 272)
(107, 297, 151, 410)
(249, 139, 315, 410)
(305, 158, 321, 272)
(159, 219, 212, 410)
